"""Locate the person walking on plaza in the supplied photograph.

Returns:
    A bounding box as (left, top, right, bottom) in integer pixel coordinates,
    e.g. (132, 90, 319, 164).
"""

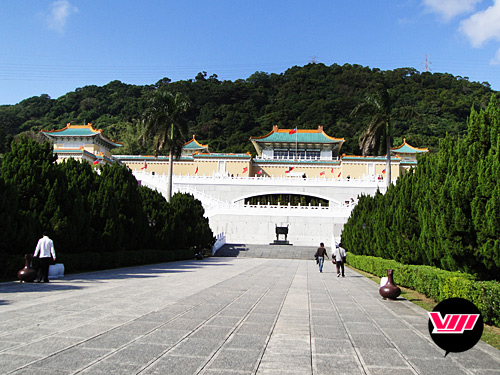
(333, 243, 346, 277)
(316, 242, 329, 273)
(33, 231, 56, 283)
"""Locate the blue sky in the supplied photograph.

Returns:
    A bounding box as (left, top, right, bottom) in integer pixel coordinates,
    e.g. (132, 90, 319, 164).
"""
(1, 0, 500, 105)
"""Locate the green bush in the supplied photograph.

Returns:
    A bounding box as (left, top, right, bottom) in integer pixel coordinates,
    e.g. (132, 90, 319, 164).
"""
(346, 253, 500, 327)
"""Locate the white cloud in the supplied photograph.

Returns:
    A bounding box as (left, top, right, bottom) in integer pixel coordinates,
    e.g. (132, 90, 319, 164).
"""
(423, 0, 482, 21)
(46, 0, 78, 33)
(460, 1, 500, 47)
(490, 47, 500, 64)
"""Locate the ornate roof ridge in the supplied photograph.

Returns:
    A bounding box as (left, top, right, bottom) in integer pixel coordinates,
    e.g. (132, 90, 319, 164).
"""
(41, 123, 100, 134)
(391, 138, 428, 152)
(249, 125, 344, 142)
(183, 134, 209, 149)
(41, 123, 123, 147)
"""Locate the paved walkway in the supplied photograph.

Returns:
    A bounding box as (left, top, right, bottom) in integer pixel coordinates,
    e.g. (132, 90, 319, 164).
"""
(0, 258, 499, 374)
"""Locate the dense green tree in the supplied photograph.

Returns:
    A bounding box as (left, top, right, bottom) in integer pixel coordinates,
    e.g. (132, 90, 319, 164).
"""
(342, 95, 500, 280)
(0, 137, 58, 251)
(138, 186, 171, 249)
(0, 138, 213, 262)
(0, 178, 19, 254)
(168, 193, 214, 250)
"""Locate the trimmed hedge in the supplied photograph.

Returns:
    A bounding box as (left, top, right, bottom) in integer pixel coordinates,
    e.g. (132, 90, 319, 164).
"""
(1, 248, 196, 281)
(347, 253, 500, 327)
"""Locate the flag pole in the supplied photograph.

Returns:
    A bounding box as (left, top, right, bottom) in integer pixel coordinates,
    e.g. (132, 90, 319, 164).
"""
(295, 128, 298, 160)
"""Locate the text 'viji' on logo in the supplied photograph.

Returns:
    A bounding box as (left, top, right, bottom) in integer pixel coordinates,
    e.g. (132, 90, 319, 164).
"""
(428, 312, 479, 334)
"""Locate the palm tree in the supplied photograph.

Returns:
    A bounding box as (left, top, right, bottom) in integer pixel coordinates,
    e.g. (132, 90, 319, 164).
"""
(142, 88, 190, 202)
(351, 88, 417, 187)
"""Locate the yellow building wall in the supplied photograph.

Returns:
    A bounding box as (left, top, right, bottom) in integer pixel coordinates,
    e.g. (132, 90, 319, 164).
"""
(251, 165, 288, 177)
(251, 164, 344, 178)
(342, 164, 366, 179)
(225, 161, 252, 177)
(122, 158, 406, 180)
(193, 160, 219, 176)
(173, 163, 196, 175)
(391, 164, 400, 179)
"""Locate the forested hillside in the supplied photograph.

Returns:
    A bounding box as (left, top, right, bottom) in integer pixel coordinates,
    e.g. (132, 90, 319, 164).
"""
(0, 63, 495, 155)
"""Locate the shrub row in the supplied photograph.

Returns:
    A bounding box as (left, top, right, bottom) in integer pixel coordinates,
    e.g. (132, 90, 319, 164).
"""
(347, 253, 500, 327)
(1, 248, 196, 281)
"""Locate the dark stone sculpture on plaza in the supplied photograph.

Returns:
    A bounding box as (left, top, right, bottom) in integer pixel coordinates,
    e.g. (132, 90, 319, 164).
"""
(271, 224, 291, 245)
(275, 225, 288, 241)
(17, 254, 37, 282)
(379, 269, 401, 300)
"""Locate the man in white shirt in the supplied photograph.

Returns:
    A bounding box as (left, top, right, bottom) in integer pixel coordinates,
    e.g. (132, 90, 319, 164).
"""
(333, 243, 347, 277)
(33, 232, 56, 283)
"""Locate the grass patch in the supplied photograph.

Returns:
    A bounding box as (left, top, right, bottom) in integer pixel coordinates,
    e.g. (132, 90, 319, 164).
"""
(347, 265, 500, 351)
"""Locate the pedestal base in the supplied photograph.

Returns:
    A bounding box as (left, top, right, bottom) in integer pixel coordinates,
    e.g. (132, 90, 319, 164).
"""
(270, 240, 292, 245)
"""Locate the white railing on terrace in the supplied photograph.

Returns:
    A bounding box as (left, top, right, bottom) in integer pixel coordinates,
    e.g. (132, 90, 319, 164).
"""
(135, 172, 226, 210)
(133, 171, 394, 187)
(204, 202, 355, 218)
(174, 185, 226, 208)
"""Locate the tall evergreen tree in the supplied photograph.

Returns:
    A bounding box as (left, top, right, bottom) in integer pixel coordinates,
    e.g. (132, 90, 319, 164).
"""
(343, 95, 500, 280)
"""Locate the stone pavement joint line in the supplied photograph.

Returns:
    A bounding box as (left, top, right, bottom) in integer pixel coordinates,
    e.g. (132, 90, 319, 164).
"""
(0, 258, 499, 374)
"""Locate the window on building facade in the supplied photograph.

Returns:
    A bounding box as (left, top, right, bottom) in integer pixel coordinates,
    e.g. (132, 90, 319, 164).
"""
(274, 149, 288, 160)
(273, 148, 321, 160)
(305, 150, 320, 160)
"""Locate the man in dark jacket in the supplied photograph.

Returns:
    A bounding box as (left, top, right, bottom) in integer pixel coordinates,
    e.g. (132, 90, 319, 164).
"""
(316, 242, 329, 273)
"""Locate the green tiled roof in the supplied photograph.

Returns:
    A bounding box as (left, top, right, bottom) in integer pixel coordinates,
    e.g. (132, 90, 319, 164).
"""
(342, 156, 400, 162)
(391, 139, 428, 154)
(41, 124, 122, 148)
(52, 127, 96, 136)
(183, 136, 209, 150)
(183, 142, 205, 150)
(194, 153, 251, 159)
(251, 131, 342, 144)
(113, 155, 193, 161)
(392, 143, 428, 153)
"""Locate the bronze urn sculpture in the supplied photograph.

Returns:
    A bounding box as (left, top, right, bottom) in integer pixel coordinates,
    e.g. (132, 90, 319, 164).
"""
(379, 269, 401, 300)
(17, 254, 37, 282)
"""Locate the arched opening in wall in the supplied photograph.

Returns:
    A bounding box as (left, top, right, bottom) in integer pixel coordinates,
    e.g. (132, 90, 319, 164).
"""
(244, 194, 329, 207)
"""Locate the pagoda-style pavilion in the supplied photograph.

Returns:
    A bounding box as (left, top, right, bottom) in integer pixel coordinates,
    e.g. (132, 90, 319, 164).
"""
(391, 138, 429, 161)
(250, 125, 344, 160)
(41, 123, 122, 165)
(181, 135, 210, 156)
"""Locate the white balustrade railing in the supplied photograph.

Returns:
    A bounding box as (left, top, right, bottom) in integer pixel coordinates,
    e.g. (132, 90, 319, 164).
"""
(204, 202, 355, 218)
(133, 171, 394, 188)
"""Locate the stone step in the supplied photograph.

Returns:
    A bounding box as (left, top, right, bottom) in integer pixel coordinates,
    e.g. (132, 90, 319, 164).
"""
(214, 243, 332, 260)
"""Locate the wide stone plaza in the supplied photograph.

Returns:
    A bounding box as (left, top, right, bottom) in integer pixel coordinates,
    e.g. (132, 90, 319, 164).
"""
(1, 252, 499, 374)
